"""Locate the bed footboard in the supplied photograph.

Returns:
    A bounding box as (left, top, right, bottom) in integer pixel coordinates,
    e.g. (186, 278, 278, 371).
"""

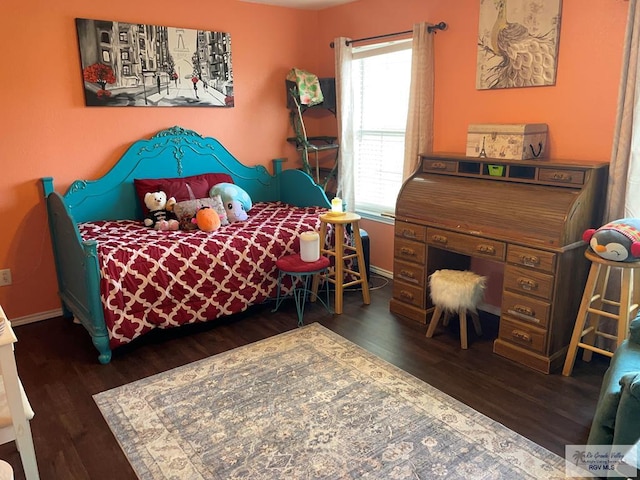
(42, 181, 112, 364)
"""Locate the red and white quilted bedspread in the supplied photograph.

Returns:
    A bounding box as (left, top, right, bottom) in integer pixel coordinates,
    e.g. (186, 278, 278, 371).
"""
(78, 202, 331, 348)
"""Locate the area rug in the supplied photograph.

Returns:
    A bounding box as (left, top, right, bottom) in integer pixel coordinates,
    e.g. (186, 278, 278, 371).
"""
(94, 323, 575, 479)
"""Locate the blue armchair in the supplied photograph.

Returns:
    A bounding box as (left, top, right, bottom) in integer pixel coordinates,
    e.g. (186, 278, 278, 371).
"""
(588, 313, 640, 450)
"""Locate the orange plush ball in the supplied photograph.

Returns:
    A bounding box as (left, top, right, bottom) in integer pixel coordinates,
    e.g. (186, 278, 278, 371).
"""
(195, 207, 221, 232)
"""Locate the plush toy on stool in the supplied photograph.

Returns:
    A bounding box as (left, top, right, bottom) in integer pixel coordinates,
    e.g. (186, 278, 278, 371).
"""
(563, 219, 640, 376)
(583, 218, 640, 262)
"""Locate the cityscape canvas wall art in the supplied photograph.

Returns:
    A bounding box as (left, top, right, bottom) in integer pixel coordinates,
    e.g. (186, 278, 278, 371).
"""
(75, 18, 234, 107)
(476, 0, 562, 90)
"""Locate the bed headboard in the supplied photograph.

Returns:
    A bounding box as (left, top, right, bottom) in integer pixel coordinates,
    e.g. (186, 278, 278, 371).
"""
(42, 126, 329, 223)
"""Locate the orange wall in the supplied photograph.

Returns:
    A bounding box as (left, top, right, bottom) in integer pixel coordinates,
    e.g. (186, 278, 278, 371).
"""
(0, 0, 318, 319)
(316, 0, 629, 279)
(0, 0, 630, 320)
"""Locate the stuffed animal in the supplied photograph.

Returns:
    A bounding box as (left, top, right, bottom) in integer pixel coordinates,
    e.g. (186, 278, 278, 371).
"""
(192, 206, 221, 232)
(209, 183, 252, 223)
(143, 191, 179, 231)
(583, 218, 640, 262)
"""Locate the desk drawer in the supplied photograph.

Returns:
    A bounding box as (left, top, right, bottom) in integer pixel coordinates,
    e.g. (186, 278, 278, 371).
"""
(394, 238, 426, 264)
(507, 245, 556, 273)
(501, 291, 550, 328)
(499, 317, 547, 354)
(396, 221, 426, 242)
(538, 168, 585, 186)
(423, 159, 457, 173)
(427, 228, 506, 261)
(393, 280, 425, 309)
(504, 265, 554, 300)
(394, 259, 426, 288)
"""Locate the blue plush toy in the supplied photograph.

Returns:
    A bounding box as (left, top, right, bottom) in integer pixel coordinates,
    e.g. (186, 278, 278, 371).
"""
(583, 218, 640, 262)
(209, 183, 252, 223)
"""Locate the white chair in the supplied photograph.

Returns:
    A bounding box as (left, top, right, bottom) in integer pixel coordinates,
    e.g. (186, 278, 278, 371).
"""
(0, 374, 35, 444)
(0, 309, 39, 480)
(0, 460, 13, 480)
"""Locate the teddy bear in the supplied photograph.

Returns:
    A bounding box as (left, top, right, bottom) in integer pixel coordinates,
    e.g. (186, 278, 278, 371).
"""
(143, 191, 179, 231)
(583, 218, 640, 262)
(209, 183, 252, 223)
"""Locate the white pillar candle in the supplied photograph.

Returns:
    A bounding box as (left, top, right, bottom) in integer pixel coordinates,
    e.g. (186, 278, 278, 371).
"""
(300, 231, 320, 262)
(331, 197, 342, 213)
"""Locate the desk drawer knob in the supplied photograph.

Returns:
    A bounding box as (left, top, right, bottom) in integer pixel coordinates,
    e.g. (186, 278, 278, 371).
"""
(400, 247, 416, 257)
(519, 255, 540, 267)
(430, 162, 447, 170)
(513, 305, 535, 317)
(400, 290, 414, 300)
(431, 234, 448, 244)
(517, 277, 538, 291)
(511, 330, 532, 343)
(552, 172, 572, 182)
(402, 229, 417, 239)
(400, 269, 415, 280)
(476, 244, 496, 255)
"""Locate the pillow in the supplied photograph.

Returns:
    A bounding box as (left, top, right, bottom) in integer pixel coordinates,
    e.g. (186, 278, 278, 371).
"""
(209, 183, 252, 223)
(209, 182, 252, 212)
(173, 195, 229, 230)
(134, 173, 233, 215)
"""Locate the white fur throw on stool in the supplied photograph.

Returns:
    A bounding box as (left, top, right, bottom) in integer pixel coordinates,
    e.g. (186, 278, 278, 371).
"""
(429, 270, 486, 311)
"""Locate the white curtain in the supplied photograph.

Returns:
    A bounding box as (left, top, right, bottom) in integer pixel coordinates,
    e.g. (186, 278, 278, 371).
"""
(403, 23, 435, 181)
(334, 37, 355, 211)
(596, 0, 640, 351)
(606, 0, 640, 221)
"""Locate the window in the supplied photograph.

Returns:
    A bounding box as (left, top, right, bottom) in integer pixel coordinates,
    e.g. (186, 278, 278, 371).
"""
(352, 40, 412, 217)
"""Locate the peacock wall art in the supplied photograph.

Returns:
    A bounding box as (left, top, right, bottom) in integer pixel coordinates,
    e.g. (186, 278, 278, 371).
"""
(476, 0, 562, 90)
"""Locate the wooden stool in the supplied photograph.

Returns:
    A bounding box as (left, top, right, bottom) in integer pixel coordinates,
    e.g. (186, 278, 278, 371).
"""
(562, 249, 640, 376)
(426, 270, 486, 349)
(313, 212, 370, 314)
(272, 254, 332, 326)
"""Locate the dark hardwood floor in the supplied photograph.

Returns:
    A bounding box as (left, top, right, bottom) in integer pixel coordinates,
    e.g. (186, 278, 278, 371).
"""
(1, 277, 609, 479)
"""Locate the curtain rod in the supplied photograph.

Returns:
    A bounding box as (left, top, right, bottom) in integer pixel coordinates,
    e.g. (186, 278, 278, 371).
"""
(329, 22, 447, 48)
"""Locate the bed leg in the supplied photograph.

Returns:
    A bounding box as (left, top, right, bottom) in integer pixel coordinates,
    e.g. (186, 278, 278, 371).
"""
(61, 302, 74, 319)
(92, 335, 112, 364)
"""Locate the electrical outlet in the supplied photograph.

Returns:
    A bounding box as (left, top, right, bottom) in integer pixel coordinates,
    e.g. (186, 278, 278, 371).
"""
(0, 269, 11, 286)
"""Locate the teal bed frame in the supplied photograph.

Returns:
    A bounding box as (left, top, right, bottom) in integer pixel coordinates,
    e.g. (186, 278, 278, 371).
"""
(41, 126, 330, 364)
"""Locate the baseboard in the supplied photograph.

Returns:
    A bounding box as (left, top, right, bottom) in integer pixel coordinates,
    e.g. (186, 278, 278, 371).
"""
(370, 265, 392, 279)
(478, 302, 501, 317)
(10, 308, 62, 327)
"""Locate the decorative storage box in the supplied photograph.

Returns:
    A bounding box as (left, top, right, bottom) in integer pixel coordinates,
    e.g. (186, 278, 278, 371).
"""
(466, 123, 548, 160)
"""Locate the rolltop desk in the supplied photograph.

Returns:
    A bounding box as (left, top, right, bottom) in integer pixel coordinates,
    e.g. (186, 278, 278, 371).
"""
(390, 153, 608, 373)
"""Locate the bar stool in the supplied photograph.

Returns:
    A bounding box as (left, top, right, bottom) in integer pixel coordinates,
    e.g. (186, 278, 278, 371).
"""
(426, 269, 486, 349)
(272, 254, 332, 326)
(562, 249, 640, 376)
(312, 212, 370, 314)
